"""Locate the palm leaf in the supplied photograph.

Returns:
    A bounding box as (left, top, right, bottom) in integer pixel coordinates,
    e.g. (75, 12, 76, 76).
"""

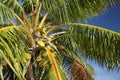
(40, 0, 120, 23)
(0, 2, 25, 26)
(57, 23, 120, 70)
(0, 26, 33, 79)
(64, 48, 94, 75)
(43, 47, 67, 80)
(0, 0, 22, 12)
(0, 2, 13, 25)
(1, 0, 120, 25)
(53, 41, 94, 80)
(34, 47, 67, 80)
(62, 55, 94, 80)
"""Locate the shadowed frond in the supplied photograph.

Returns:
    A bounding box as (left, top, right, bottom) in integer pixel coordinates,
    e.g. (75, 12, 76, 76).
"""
(62, 55, 94, 80)
(70, 61, 93, 80)
(64, 48, 94, 75)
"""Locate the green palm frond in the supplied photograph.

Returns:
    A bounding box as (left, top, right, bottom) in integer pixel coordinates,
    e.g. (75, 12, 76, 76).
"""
(64, 48, 94, 74)
(1, 0, 120, 25)
(0, 26, 33, 79)
(0, 2, 24, 25)
(0, 0, 22, 15)
(0, 26, 33, 47)
(57, 23, 120, 70)
(42, 47, 67, 80)
(33, 47, 67, 80)
(40, 0, 120, 23)
(0, 2, 13, 25)
(22, 0, 39, 13)
(52, 41, 94, 80)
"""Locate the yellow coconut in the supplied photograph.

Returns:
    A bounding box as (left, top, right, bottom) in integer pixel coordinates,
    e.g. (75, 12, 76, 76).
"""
(15, 62, 19, 70)
(37, 40, 45, 47)
(36, 56, 42, 62)
(2, 61, 7, 66)
(22, 58, 27, 63)
(22, 53, 31, 60)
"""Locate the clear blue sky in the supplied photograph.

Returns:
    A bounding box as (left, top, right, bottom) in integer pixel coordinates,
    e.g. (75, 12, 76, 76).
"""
(87, 3, 120, 80)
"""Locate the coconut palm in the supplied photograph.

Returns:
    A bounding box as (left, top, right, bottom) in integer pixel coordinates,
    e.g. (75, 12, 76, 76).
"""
(0, 0, 120, 80)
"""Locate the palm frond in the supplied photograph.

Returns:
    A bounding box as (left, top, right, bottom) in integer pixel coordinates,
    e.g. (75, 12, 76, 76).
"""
(2, 0, 120, 24)
(57, 23, 120, 70)
(62, 55, 94, 80)
(0, 2, 13, 25)
(0, 0, 22, 15)
(40, 0, 120, 23)
(64, 48, 94, 75)
(33, 47, 67, 80)
(0, 26, 33, 79)
(43, 47, 67, 80)
(1, 0, 120, 23)
(0, 2, 25, 26)
(22, 0, 36, 13)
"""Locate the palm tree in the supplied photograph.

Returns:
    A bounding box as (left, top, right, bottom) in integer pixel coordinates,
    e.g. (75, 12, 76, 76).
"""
(0, 0, 120, 80)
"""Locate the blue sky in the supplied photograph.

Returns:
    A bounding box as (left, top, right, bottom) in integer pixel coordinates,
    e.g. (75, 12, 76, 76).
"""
(88, 3, 120, 32)
(87, 3, 120, 80)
